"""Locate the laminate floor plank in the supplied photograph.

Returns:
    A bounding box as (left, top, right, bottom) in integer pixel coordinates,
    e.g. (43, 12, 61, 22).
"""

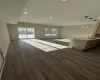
(1, 41, 30, 80)
(1, 40, 100, 80)
(18, 41, 71, 80)
(47, 51, 100, 80)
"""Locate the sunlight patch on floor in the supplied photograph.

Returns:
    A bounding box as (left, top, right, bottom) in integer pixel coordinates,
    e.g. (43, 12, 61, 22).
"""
(31, 39, 70, 49)
(55, 39, 71, 42)
(22, 40, 57, 52)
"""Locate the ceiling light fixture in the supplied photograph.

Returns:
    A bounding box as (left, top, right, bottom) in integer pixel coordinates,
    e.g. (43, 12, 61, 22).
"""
(62, 0, 67, 2)
(94, 20, 97, 21)
(82, 26, 85, 28)
(89, 18, 92, 19)
(50, 17, 52, 19)
(24, 12, 28, 14)
(85, 16, 88, 18)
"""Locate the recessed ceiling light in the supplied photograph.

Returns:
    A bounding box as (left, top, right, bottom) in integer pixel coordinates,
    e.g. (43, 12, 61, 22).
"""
(50, 17, 52, 19)
(62, 0, 67, 2)
(82, 26, 85, 28)
(85, 16, 88, 18)
(89, 18, 92, 19)
(24, 12, 28, 14)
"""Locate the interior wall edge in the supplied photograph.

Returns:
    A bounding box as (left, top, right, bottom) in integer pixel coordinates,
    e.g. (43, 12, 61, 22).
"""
(0, 20, 10, 79)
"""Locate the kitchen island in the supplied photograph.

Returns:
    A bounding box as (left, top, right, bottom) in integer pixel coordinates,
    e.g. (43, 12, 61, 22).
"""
(71, 37, 100, 50)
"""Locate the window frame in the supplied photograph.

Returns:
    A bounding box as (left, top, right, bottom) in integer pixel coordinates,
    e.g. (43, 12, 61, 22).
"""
(45, 28, 57, 36)
(18, 27, 35, 39)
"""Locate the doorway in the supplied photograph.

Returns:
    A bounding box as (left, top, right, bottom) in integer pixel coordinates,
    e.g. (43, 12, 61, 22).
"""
(18, 27, 35, 39)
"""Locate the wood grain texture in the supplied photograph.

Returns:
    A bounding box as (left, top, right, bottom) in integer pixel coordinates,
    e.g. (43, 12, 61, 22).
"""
(1, 39, 100, 80)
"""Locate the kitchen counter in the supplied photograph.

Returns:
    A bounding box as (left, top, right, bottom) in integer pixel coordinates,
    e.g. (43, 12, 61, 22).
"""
(71, 37, 100, 50)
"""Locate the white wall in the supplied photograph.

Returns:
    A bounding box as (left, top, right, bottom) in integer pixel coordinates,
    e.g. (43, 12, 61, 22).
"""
(60, 24, 96, 39)
(0, 20, 10, 78)
(7, 24, 19, 40)
(0, 20, 10, 58)
(7, 22, 60, 40)
(96, 24, 100, 34)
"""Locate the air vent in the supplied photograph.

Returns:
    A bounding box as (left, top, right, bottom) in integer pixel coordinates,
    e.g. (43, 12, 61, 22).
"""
(85, 16, 88, 18)
(89, 18, 92, 19)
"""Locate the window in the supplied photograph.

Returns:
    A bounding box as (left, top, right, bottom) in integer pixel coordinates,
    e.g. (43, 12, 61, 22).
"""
(52, 29, 57, 36)
(18, 27, 35, 39)
(45, 28, 52, 36)
(18, 27, 27, 39)
(45, 28, 57, 36)
(27, 28, 35, 38)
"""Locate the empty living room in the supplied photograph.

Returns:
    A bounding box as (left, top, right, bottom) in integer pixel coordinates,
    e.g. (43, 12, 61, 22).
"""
(1, 0, 100, 80)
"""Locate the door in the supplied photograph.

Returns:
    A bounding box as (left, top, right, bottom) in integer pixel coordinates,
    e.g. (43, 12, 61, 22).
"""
(27, 28, 35, 38)
(18, 27, 35, 39)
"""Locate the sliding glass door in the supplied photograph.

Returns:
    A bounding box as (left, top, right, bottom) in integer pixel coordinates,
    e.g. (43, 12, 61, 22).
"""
(27, 28, 35, 38)
(18, 27, 27, 39)
(18, 27, 35, 39)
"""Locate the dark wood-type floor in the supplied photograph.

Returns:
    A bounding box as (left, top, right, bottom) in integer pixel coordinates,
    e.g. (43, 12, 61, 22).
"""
(1, 39, 100, 80)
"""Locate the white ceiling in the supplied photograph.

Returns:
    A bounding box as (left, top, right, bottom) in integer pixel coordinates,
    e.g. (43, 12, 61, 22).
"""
(20, 0, 100, 26)
(0, 0, 28, 24)
(0, 0, 100, 26)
